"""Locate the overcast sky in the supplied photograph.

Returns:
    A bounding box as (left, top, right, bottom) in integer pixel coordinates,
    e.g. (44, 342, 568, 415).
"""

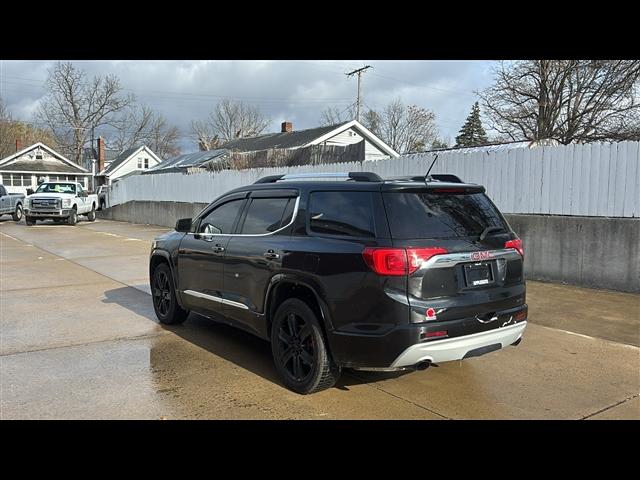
(0, 60, 497, 151)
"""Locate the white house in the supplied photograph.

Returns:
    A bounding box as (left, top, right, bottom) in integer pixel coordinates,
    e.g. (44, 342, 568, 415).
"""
(219, 120, 399, 161)
(0, 142, 92, 195)
(97, 145, 162, 184)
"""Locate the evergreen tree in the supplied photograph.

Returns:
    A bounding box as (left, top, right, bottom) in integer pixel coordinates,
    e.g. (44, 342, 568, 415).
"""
(455, 102, 488, 147)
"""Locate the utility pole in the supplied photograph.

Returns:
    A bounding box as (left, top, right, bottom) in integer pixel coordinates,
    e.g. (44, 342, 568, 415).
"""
(346, 65, 372, 123)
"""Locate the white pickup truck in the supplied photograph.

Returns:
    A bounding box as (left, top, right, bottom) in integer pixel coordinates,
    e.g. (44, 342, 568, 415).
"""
(25, 181, 98, 226)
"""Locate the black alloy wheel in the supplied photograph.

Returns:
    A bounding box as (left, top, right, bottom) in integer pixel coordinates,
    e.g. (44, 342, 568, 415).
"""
(152, 263, 188, 325)
(271, 298, 340, 394)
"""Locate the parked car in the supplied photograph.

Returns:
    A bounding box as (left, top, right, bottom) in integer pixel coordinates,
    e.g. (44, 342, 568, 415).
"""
(149, 172, 527, 394)
(24, 181, 98, 226)
(0, 184, 25, 222)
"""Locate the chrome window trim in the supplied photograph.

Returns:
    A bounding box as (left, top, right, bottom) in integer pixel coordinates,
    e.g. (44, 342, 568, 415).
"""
(183, 289, 249, 310)
(185, 196, 299, 238)
(422, 248, 521, 270)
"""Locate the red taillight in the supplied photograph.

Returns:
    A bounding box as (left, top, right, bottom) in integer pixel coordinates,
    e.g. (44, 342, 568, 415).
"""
(406, 247, 448, 273)
(363, 247, 448, 276)
(362, 248, 408, 276)
(504, 238, 524, 257)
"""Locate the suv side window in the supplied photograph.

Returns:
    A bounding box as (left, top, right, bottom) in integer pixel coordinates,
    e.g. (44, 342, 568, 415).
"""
(308, 191, 375, 238)
(198, 199, 244, 235)
(240, 197, 293, 234)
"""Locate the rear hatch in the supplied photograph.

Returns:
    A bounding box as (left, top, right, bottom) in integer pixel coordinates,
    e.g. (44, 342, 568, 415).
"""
(381, 182, 525, 325)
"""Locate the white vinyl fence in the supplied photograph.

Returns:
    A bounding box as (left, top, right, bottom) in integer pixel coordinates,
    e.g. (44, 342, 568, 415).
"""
(108, 141, 640, 217)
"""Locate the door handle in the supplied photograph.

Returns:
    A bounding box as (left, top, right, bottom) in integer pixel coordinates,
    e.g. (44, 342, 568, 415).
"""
(263, 250, 280, 259)
(212, 244, 225, 253)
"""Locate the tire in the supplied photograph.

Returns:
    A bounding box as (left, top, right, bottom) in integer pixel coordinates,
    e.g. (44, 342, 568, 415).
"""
(12, 204, 23, 222)
(67, 208, 77, 225)
(151, 263, 189, 325)
(25, 216, 35, 226)
(87, 204, 96, 222)
(271, 298, 340, 394)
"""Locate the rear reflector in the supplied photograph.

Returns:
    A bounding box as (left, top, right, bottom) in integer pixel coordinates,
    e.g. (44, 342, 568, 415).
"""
(504, 238, 524, 257)
(515, 309, 527, 321)
(363, 247, 448, 276)
(421, 330, 448, 339)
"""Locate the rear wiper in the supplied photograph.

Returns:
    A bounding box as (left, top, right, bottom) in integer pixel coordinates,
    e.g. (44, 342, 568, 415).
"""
(479, 226, 506, 241)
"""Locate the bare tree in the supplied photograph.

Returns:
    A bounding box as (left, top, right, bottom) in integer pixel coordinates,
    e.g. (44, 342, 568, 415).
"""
(36, 62, 133, 164)
(192, 99, 270, 150)
(191, 119, 221, 151)
(478, 60, 640, 144)
(111, 105, 181, 157)
(319, 104, 356, 126)
(0, 97, 59, 158)
(363, 99, 438, 154)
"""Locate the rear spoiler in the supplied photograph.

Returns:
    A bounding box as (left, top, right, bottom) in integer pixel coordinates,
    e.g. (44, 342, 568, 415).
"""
(381, 182, 485, 194)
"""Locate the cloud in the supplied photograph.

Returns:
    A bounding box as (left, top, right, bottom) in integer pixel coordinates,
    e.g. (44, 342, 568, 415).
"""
(0, 60, 497, 152)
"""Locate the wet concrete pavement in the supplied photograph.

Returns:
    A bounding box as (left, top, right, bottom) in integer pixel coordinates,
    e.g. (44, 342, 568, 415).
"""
(1, 218, 638, 419)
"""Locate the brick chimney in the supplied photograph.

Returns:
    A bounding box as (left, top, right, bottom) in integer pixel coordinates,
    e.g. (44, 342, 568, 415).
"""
(281, 121, 293, 133)
(97, 137, 105, 173)
(15, 139, 22, 152)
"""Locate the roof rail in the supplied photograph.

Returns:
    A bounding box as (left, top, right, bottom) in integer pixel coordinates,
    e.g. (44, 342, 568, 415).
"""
(253, 172, 382, 184)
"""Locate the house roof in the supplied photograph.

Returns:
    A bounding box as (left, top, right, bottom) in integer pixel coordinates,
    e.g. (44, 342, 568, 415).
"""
(0, 159, 90, 173)
(146, 149, 229, 174)
(218, 120, 399, 158)
(219, 123, 349, 152)
(0, 142, 89, 173)
(101, 147, 141, 175)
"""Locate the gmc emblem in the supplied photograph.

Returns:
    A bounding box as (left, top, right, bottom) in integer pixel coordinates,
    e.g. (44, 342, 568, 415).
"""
(471, 251, 493, 261)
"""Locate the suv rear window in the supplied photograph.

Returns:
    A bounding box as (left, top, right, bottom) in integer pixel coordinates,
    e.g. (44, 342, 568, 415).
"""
(383, 192, 508, 239)
(309, 191, 375, 238)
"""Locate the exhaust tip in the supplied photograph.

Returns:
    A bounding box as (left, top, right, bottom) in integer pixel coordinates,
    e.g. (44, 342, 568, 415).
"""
(415, 360, 431, 371)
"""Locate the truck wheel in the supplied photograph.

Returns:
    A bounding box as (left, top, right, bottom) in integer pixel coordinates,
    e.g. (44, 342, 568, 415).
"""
(152, 263, 189, 325)
(87, 205, 96, 222)
(25, 216, 35, 226)
(67, 208, 78, 225)
(271, 298, 340, 394)
(12, 204, 23, 222)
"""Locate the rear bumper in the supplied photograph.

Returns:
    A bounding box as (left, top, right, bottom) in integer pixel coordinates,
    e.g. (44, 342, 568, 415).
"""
(327, 304, 527, 369)
(390, 321, 527, 368)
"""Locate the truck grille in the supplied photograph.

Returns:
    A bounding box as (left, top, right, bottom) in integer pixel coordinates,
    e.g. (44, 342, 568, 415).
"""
(32, 198, 61, 210)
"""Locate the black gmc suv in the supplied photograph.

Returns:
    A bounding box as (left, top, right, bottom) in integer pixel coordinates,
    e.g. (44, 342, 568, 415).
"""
(149, 172, 527, 394)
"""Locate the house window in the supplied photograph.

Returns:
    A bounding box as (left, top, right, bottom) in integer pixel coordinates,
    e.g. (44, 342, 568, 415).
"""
(138, 158, 143, 169)
(144, 158, 149, 169)
(35, 154, 43, 160)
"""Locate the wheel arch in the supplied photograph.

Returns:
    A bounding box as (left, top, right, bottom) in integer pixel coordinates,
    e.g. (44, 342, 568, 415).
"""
(264, 275, 334, 344)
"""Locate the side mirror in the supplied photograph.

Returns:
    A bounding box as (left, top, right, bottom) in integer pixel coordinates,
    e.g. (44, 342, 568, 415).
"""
(175, 218, 192, 232)
(27, 188, 34, 196)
